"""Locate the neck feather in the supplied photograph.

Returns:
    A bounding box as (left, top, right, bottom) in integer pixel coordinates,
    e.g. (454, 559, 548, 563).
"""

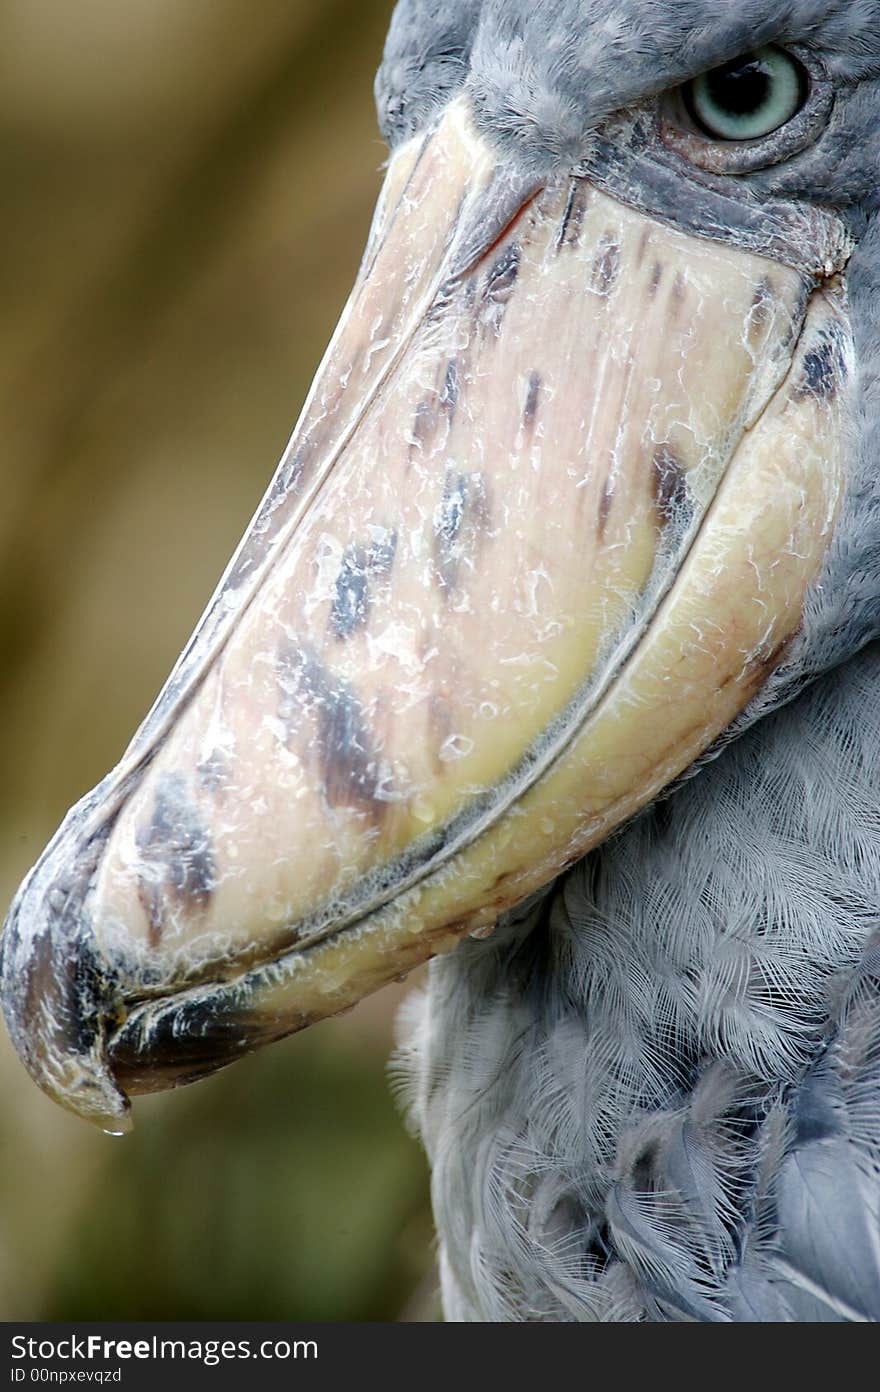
(396, 639, 880, 1319)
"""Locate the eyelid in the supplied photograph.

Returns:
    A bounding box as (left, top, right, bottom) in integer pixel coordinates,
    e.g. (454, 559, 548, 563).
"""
(658, 45, 834, 175)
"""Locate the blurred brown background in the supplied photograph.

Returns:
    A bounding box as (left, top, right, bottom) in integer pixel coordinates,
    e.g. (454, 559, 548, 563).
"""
(0, 0, 438, 1320)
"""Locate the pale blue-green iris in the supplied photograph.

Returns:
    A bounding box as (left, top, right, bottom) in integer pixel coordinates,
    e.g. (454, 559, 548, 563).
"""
(687, 46, 805, 141)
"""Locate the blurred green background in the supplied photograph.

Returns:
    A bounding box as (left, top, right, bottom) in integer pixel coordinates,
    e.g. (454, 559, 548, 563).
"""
(0, 0, 438, 1320)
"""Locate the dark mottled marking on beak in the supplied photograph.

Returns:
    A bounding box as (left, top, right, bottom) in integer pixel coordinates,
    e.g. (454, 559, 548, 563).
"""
(636, 226, 651, 266)
(433, 470, 491, 593)
(440, 359, 460, 419)
(197, 750, 229, 795)
(590, 235, 621, 297)
(427, 278, 457, 326)
(330, 531, 397, 640)
(136, 774, 216, 947)
(331, 547, 370, 638)
(649, 262, 663, 297)
(652, 445, 691, 526)
(556, 181, 588, 251)
(110, 990, 264, 1094)
(9, 825, 117, 1063)
(69, 932, 120, 1053)
(435, 477, 467, 572)
(481, 242, 521, 334)
(366, 528, 397, 576)
(484, 242, 521, 297)
(793, 327, 847, 402)
(597, 480, 614, 539)
(277, 643, 386, 819)
(27, 924, 115, 1061)
(523, 372, 541, 429)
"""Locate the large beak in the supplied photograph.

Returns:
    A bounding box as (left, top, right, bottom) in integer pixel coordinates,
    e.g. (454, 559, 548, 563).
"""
(1, 97, 853, 1131)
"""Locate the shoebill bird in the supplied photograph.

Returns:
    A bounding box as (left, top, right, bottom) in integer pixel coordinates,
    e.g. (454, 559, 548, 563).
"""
(3, 0, 880, 1321)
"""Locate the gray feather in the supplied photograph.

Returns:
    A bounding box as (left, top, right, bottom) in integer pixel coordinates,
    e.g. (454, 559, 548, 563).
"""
(397, 646, 880, 1320)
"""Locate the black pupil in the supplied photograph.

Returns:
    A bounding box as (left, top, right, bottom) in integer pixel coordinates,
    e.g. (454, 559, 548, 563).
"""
(706, 56, 772, 116)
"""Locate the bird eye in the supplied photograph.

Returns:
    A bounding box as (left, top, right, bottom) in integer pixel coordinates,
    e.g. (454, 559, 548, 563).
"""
(682, 45, 809, 142)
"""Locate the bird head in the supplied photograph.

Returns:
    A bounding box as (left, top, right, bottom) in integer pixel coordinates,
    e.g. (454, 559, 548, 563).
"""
(3, 0, 879, 1132)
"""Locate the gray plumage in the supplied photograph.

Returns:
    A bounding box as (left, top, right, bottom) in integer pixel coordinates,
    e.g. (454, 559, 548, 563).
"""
(380, 0, 880, 1321)
(398, 645, 880, 1320)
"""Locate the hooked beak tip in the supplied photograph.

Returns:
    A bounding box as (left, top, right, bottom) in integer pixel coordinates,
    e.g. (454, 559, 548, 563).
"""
(0, 831, 132, 1132)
